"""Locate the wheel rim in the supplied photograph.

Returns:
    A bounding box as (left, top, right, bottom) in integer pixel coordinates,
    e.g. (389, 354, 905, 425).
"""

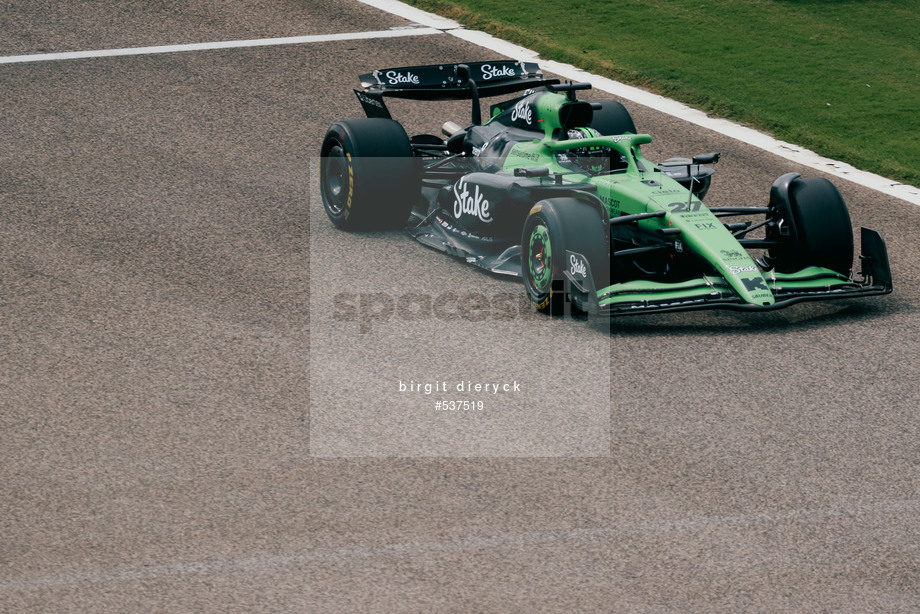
(322, 145, 349, 215)
(527, 224, 552, 293)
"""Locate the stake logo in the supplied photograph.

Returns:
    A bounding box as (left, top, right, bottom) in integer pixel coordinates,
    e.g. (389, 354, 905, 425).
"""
(729, 265, 758, 275)
(568, 252, 588, 279)
(453, 178, 492, 223)
(481, 64, 517, 80)
(385, 70, 420, 85)
(511, 100, 533, 125)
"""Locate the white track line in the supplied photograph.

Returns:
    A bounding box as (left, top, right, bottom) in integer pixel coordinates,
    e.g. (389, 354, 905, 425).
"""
(359, 0, 920, 207)
(0, 28, 441, 64)
(3, 498, 917, 591)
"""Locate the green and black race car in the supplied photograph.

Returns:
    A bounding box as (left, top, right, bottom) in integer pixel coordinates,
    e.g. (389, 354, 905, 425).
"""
(320, 60, 891, 317)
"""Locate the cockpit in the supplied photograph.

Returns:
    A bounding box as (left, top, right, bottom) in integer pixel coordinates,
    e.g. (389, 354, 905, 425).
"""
(559, 127, 629, 175)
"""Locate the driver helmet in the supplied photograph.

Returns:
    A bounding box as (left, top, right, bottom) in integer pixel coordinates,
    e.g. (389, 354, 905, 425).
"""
(566, 127, 616, 173)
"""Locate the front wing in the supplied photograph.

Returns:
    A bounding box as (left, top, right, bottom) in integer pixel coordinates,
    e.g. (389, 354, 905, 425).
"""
(588, 228, 892, 316)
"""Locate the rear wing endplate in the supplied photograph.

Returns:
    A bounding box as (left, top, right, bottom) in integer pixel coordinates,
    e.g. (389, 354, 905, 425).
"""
(354, 61, 558, 124)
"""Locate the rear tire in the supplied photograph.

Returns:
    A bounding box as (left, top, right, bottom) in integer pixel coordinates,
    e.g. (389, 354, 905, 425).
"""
(320, 118, 417, 231)
(767, 176, 854, 275)
(589, 100, 637, 135)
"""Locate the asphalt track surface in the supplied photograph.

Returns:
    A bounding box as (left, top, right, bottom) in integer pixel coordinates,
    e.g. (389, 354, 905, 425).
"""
(2, 1, 919, 612)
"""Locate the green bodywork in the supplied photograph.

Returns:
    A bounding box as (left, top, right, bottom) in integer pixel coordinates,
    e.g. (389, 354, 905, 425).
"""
(497, 91, 855, 309)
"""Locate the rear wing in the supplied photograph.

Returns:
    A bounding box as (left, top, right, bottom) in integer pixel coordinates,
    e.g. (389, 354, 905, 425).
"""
(354, 60, 559, 125)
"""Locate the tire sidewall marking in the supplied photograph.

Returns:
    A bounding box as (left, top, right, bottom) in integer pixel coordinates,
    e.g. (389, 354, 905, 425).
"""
(344, 152, 354, 220)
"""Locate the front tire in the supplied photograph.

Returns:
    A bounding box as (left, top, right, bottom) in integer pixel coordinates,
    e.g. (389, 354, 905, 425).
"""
(521, 198, 610, 317)
(522, 208, 567, 316)
(320, 118, 417, 231)
(767, 175, 854, 275)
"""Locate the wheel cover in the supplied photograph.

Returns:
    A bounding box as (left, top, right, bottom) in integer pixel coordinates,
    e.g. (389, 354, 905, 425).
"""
(322, 145, 349, 215)
(527, 224, 552, 293)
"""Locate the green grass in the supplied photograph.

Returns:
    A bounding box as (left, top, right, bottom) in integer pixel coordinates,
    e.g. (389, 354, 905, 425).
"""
(403, 0, 920, 187)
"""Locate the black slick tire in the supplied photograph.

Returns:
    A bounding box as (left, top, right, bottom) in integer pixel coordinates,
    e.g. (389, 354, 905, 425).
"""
(768, 176, 854, 275)
(320, 118, 417, 231)
(521, 198, 610, 317)
(589, 100, 637, 136)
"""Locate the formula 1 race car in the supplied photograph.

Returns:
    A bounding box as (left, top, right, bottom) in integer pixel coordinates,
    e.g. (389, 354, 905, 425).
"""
(319, 60, 892, 317)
